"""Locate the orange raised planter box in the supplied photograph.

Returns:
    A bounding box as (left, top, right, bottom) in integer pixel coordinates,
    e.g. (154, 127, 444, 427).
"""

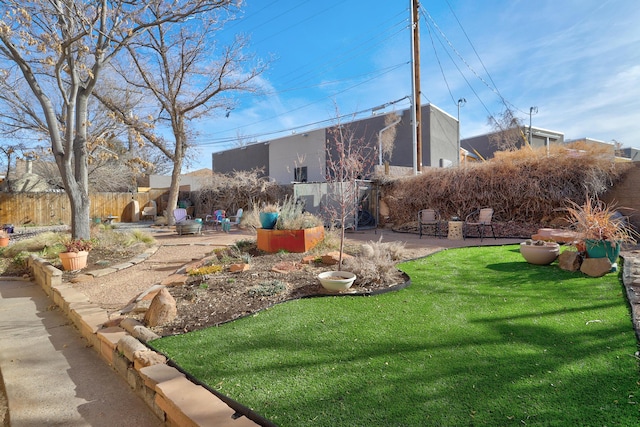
(257, 226, 324, 253)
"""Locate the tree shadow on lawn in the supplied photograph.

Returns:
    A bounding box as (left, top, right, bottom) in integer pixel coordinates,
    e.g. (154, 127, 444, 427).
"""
(158, 276, 638, 425)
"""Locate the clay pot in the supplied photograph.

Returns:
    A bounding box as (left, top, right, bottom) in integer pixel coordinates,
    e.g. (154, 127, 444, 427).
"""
(59, 251, 89, 271)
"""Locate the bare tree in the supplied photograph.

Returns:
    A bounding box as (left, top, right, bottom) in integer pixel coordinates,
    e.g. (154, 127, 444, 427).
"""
(0, 0, 236, 238)
(0, 143, 26, 191)
(487, 108, 527, 151)
(96, 10, 265, 224)
(325, 111, 376, 269)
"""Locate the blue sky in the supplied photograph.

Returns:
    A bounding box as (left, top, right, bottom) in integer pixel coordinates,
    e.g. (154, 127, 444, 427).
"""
(189, 0, 640, 170)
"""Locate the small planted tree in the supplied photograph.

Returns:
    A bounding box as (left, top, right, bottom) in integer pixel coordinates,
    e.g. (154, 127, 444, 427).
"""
(324, 113, 375, 270)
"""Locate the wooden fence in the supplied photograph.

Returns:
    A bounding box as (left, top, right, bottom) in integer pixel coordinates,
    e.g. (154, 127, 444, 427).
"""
(0, 190, 168, 226)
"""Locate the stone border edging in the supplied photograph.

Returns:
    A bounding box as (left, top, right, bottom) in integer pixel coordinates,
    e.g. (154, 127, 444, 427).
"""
(622, 255, 640, 345)
(26, 246, 260, 427)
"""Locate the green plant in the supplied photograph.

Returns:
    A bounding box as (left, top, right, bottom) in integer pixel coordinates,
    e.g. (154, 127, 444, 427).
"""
(275, 196, 323, 230)
(11, 251, 29, 267)
(247, 280, 287, 297)
(188, 265, 223, 276)
(123, 229, 156, 246)
(565, 197, 637, 243)
(199, 283, 209, 290)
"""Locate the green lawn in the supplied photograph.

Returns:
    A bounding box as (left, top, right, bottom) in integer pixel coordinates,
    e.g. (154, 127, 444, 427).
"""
(152, 245, 640, 426)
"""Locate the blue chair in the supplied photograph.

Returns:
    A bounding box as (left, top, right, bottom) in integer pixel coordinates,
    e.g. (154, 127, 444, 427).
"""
(205, 209, 226, 230)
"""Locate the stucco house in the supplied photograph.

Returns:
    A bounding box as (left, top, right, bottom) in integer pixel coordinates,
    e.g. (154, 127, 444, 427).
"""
(211, 104, 459, 184)
(461, 126, 565, 161)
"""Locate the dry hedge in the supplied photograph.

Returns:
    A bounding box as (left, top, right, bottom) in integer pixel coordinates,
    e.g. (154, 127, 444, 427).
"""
(383, 143, 631, 226)
(190, 169, 291, 216)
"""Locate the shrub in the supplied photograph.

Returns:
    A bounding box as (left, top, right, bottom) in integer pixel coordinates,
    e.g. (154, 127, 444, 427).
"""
(565, 197, 638, 243)
(344, 238, 407, 285)
(248, 280, 287, 297)
(188, 265, 224, 276)
(62, 239, 93, 253)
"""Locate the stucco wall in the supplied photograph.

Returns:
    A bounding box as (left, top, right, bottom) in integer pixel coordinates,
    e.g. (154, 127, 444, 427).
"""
(212, 143, 269, 177)
(268, 129, 326, 184)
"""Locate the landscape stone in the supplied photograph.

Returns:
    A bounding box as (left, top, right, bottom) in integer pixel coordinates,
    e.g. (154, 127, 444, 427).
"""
(580, 257, 613, 277)
(229, 263, 251, 272)
(558, 251, 582, 272)
(301, 255, 317, 264)
(321, 251, 354, 266)
(160, 274, 189, 286)
(133, 350, 167, 369)
(143, 288, 177, 327)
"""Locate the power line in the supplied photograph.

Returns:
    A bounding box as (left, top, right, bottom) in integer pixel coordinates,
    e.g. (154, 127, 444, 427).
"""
(197, 66, 411, 145)
(420, 6, 512, 114)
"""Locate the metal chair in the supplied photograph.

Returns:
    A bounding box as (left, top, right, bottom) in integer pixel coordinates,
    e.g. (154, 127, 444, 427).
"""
(463, 208, 496, 241)
(228, 208, 243, 229)
(418, 209, 441, 238)
(205, 209, 225, 230)
(172, 208, 190, 224)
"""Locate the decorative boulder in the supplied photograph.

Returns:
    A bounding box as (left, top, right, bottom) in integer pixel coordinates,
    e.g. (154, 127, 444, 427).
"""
(580, 257, 613, 277)
(143, 288, 177, 327)
(558, 251, 582, 272)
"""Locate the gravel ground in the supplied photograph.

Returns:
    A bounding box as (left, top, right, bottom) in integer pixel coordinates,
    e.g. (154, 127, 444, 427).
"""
(68, 227, 254, 316)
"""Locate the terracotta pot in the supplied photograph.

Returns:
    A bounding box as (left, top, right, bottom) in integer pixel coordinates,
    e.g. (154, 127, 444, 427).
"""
(59, 251, 89, 271)
(318, 271, 356, 292)
(0, 237, 9, 247)
(519, 242, 559, 265)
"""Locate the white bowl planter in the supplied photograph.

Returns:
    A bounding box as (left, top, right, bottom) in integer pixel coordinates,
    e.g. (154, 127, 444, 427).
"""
(318, 271, 357, 292)
(519, 241, 559, 265)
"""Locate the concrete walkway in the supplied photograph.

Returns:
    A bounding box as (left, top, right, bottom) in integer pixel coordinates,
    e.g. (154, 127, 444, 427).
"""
(0, 278, 162, 426)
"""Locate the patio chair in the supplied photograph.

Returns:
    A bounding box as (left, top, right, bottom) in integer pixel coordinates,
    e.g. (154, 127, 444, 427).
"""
(205, 209, 225, 230)
(227, 208, 243, 230)
(463, 208, 496, 241)
(141, 201, 157, 221)
(418, 209, 441, 238)
(172, 208, 190, 224)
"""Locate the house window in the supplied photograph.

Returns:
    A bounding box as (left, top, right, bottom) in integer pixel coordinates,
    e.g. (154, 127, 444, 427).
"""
(294, 166, 307, 182)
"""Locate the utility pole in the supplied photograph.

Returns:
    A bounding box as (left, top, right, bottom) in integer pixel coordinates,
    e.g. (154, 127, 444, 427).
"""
(410, 0, 422, 174)
(528, 106, 538, 146)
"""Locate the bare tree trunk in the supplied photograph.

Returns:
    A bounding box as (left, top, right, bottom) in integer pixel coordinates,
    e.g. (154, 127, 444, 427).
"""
(166, 157, 184, 226)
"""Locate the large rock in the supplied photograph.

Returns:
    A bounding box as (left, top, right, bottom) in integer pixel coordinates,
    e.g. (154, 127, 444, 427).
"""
(580, 257, 613, 277)
(143, 288, 177, 327)
(558, 251, 582, 272)
(321, 251, 354, 266)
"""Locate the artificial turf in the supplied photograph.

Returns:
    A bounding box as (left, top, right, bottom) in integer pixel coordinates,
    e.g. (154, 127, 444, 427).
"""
(152, 245, 640, 426)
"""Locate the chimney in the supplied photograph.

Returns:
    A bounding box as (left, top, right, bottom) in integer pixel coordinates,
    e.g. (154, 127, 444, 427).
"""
(26, 157, 33, 174)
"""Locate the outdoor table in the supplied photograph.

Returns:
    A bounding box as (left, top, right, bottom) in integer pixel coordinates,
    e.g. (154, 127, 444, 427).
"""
(104, 215, 119, 224)
(448, 221, 463, 240)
